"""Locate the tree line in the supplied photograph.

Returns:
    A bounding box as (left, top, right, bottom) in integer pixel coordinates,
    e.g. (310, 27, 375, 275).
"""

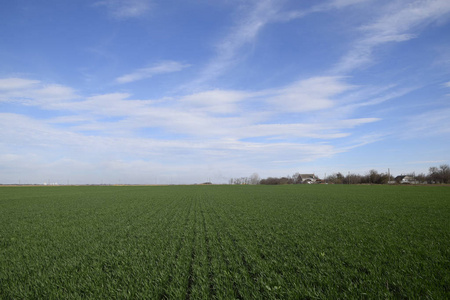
(229, 164, 450, 185)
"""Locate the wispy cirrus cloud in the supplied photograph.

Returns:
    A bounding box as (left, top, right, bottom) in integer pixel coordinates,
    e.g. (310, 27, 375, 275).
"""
(0, 78, 40, 90)
(193, 0, 374, 87)
(181, 90, 250, 115)
(309, 0, 372, 13)
(194, 0, 281, 85)
(94, 0, 152, 19)
(402, 106, 450, 138)
(407, 160, 447, 165)
(0, 79, 77, 105)
(328, 0, 371, 8)
(274, 0, 372, 22)
(333, 0, 450, 73)
(116, 61, 190, 84)
(266, 76, 355, 112)
(235, 117, 380, 140)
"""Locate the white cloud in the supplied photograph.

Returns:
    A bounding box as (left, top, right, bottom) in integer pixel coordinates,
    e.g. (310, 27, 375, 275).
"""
(267, 76, 354, 112)
(407, 160, 447, 165)
(237, 117, 379, 140)
(277, 0, 372, 22)
(181, 90, 249, 114)
(191, 0, 380, 86)
(193, 0, 281, 85)
(334, 0, 450, 73)
(189, 0, 378, 87)
(336, 86, 416, 116)
(52, 77, 361, 138)
(310, 0, 372, 12)
(402, 107, 450, 138)
(362, 0, 450, 36)
(116, 61, 190, 84)
(0, 78, 40, 90)
(329, 0, 371, 8)
(33, 84, 78, 102)
(95, 0, 152, 19)
(67, 93, 138, 114)
(443, 81, 450, 88)
(0, 79, 77, 107)
(0, 76, 377, 141)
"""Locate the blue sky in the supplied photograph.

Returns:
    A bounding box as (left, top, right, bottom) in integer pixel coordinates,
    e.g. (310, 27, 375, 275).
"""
(1, 0, 450, 184)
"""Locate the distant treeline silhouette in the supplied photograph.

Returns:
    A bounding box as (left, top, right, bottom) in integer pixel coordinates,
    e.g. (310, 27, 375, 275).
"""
(230, 164, 450, 185)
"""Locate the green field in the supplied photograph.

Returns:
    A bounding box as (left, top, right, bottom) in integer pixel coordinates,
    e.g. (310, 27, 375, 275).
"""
(0, 185, 449, 299)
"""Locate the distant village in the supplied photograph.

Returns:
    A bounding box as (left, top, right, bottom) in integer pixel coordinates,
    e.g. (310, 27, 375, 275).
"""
(230, 164, 450, 185)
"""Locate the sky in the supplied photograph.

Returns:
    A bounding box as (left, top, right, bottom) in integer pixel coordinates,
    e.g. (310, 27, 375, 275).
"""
(1, 0, 450, 184)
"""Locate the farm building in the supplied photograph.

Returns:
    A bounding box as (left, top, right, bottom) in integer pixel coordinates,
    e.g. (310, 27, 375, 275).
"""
(299, 174, 318, 184)
(395, 175, 419, 184)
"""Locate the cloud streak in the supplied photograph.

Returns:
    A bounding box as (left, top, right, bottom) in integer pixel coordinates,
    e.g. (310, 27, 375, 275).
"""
(190, 0, 378, 87)
(193, 0, 282, 86)
(95, 0, 152, 19)
(266, 76, 355, 112)
(0, 78, 40, 90)
(116, 61, 190, 84)
(333, 0, 450, 73)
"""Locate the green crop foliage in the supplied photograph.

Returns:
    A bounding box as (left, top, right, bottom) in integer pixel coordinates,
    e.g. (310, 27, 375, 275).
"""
(0, 185, 449, 298)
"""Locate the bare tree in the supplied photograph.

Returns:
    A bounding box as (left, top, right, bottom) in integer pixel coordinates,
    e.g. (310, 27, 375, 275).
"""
(415, 173, 427, 184)
(440, 164, 450, 184)
(428, 165, 450, 183)
(249, 173, 260, 185)
(326, 173, 344, 184)
(428, 167, 439, 183)
(292, 172, 301, 184)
